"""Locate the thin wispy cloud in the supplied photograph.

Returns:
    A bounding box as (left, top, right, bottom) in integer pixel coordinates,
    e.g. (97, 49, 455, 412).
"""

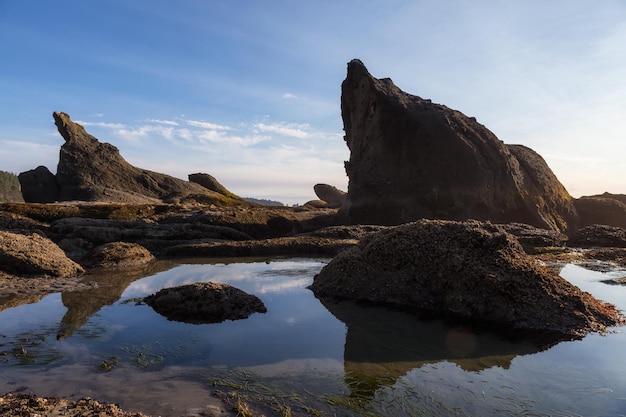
(146, 119, 179, 126)
(76, 121, 127, 129)
(186, 120, 232, 130)
(254, 122, 309, 139)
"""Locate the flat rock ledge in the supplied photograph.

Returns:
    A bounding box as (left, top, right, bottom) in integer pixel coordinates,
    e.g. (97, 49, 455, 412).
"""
(144, 282, 267, 324)
(309, 219, 625, 337)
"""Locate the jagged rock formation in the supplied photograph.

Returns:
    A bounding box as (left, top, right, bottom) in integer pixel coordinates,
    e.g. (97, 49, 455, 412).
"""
(310, 219, 624, 336)
(338, 59, 578, 232)
(19, 112, 241, 205)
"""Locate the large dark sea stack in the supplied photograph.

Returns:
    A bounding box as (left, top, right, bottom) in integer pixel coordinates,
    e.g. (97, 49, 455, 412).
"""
(339, 59, 578, 232)
(20, 112, 240, 204)
(310, 219, 624, 337)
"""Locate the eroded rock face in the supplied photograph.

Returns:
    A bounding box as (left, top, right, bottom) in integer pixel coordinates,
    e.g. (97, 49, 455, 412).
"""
(144, 282, 267, 324)
(339, 59, 578, 232)
(20, 112, 239, 204)
(309, 219, 624, 336)
(0, 231, 84, 277)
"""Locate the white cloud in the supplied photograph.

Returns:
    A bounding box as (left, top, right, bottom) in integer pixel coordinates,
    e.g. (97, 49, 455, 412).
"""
(254, 122, 309, 139)
(185, 120, 232, 130)
(195, 130, 268, 146)
(146, 119, 179, 126)
(76, 121, 127, 129)
(282, 93, 298, 99)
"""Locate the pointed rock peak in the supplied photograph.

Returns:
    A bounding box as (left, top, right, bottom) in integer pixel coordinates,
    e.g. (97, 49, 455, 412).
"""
(346, 59, 374, 83)
(52, 111, 93, 144)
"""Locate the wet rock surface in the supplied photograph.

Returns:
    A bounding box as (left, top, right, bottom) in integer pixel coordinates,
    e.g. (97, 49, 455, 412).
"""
(144, 282, 267, 324)
(310, 219, 624, 336)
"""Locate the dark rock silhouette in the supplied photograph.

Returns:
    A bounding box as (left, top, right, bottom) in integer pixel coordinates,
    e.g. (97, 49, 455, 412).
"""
(18, 166, 59, 203)
(310, 219, 624, 336)
(19, 112, 241, 205)
(338, 59, 578, 232)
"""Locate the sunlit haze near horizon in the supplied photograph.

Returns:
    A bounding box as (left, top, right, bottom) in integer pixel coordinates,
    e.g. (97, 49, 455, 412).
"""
(1, 1, 625, 205)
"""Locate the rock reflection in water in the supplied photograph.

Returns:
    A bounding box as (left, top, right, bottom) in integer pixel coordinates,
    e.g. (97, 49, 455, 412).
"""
(318, 298, 564, 399)
(57, 260, 179, 339)
(56, 257, 277, 339)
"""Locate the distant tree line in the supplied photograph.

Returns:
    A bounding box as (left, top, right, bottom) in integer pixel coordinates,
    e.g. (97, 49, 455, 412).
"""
(243, 197, 284, 206)
(0, 170, 24, 202)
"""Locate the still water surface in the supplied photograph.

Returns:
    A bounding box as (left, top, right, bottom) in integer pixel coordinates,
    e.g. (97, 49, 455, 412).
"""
(1, 257, 626, 416)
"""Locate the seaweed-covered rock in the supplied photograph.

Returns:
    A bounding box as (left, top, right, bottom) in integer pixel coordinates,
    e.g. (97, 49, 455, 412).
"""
(0, 231, 83, 277)
(309, 219, 623, 336)
(144, 282, 267, 324)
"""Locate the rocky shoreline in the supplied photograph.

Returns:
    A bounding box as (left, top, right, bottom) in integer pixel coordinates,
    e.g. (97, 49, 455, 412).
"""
(3, 202, 626, 416)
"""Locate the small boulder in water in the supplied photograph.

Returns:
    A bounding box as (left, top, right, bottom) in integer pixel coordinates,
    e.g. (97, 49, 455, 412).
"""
(144, 282, 267, 324)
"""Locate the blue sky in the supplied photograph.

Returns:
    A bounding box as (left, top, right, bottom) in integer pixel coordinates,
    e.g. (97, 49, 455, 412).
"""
(1, 1, 625, 204)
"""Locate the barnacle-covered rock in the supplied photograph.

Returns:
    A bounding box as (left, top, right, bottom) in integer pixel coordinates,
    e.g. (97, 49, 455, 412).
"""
(310, 219, 624, 336)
